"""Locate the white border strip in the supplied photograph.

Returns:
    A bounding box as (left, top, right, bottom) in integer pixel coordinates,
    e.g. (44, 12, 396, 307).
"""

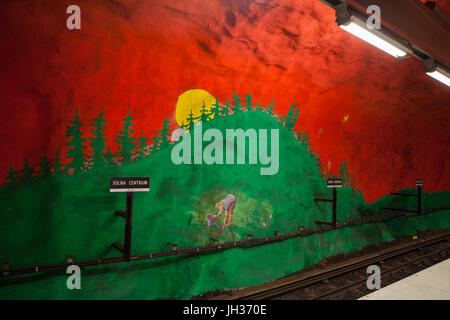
(110, 188, 150, 192)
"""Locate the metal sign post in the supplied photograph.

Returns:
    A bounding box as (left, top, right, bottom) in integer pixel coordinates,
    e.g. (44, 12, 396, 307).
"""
(416, 179, 423, 215)
(383, 179, 423, 215)
(314, 178, 342, 229)
(110, 177, 149, 261)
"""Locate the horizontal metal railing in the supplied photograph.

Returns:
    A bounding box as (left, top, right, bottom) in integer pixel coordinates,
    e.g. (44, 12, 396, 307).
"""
(2, 205, 449, 278)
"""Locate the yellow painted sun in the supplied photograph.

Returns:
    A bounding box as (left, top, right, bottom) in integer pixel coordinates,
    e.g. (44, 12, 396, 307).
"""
(175, 89, 216, 128)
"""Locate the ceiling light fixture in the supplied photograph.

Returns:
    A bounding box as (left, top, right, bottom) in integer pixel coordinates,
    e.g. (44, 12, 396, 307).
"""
(334, 3, 409, 59)
(319, 1, 450, 89)
(425, 58, 450, 87)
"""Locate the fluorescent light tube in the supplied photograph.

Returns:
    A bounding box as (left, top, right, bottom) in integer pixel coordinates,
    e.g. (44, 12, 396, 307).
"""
(339, 21, 408, 58)
(425, 59, 450, 87)
(426, 70, 450, 87)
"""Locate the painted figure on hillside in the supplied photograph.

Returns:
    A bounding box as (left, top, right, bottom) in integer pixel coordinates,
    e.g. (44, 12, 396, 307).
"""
(208, 194, 236, 232)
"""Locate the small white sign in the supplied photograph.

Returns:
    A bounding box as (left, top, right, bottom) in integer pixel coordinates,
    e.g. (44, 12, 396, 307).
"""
(110, 177, 150, 192)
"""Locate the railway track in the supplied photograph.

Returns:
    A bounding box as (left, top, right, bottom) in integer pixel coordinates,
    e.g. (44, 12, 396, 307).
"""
(210, 230, 450, 300)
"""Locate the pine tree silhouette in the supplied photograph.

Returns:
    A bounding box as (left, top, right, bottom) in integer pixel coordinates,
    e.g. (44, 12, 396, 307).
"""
(53, 148, 64, 175)
(136, 129, 149, 160)
(339, 161, 351, 187)
(285, 102, 300, 131)
(223, 97, 232, 115)
(103, 147, 115, 167)
(231, 91, 243, 114)
(210, 97, 221, 119)
(89, 107, 108, 168)
(295, 130, 304, 144)
(265, 99, 275, 117)
(20, 157, 34, 181)
(144, 143, 151, 155)
(6, 165, 19, 184)
(115, 109, 136, 164)
(199, 101, 212, 122)
(185, 110, 199, 132)
(301, 131, 309, 145)
(218, 100, 227, 116)
(255, 100, 263, 112)
(243, 90, 253, 111)
(37, 152, 52, 176)
(65, 108, 87, 174)
(151, 131, 161, 153)
(159, 116, 171, 149)
(180, 121, 189, 131)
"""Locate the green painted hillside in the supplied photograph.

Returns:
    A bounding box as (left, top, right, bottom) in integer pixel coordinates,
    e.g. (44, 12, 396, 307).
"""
(0, 111, 449, 299)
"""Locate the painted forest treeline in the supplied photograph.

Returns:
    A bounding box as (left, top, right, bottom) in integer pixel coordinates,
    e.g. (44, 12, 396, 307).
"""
(4, 91, 351, 186)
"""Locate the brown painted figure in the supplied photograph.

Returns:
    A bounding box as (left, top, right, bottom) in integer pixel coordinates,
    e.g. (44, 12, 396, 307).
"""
(211, 194, 236, 228)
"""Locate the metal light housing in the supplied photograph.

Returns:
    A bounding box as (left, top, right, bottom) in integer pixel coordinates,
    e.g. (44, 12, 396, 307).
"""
(335, 3, 410, 59)
(425, 58, 450, 86)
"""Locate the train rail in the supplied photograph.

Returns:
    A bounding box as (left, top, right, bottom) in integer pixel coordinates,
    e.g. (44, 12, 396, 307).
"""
(210, 230, 450, 300)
